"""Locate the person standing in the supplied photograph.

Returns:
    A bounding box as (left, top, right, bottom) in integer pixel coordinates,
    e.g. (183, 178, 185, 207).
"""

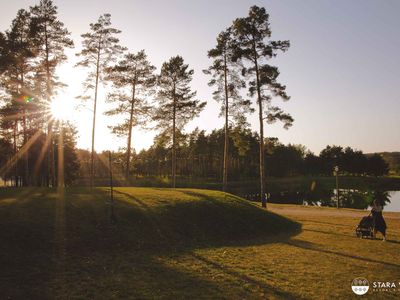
(371, 199, 387, 241)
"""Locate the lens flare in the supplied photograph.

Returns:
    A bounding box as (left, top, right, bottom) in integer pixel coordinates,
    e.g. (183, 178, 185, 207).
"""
(16, 95, 33, 103)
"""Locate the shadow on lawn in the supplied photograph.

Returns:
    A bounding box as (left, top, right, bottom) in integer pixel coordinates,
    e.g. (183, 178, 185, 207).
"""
(386, 239, 400, 245)
(0, 188, 60, 299)
(285, 239, 400, 269)
(189, 253, 306, 299)
(0, 188, 302, 299)
(296, 219, 350, 228)
(303, 228, 349, 238)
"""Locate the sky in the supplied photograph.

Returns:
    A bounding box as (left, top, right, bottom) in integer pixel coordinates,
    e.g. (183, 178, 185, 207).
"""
(1, 0, 399, 154)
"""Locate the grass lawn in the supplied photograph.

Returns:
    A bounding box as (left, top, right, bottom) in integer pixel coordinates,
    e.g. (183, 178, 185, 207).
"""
(0, 187, 399, 299)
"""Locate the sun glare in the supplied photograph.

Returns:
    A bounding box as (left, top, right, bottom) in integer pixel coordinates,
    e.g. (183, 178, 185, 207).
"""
(50, 98, 75, 121)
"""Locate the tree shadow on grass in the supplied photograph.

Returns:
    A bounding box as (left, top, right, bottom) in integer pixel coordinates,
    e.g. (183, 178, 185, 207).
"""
(189, 252, 307, 299)
(303, 228, 350, 238)
(386, 239, 400, 245)
(285, 239, 400, 269)
(296, 219, 351, 228)
(0, 186, 44, 204)
(0, 189, 59, 299)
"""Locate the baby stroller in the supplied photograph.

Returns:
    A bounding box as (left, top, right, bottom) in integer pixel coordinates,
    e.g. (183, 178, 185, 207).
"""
(356, 214, 374, 239)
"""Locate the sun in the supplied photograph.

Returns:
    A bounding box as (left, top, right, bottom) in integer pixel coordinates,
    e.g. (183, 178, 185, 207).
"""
(50, 98, 75, 121)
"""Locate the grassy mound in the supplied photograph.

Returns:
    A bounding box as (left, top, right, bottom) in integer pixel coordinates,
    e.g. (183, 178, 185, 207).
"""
(107, 188, 300, 247)
(0, 187, 300, 299)
(0, 187, 300, 254)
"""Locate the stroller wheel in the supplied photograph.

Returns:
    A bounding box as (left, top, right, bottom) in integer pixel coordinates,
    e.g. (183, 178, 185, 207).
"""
(370, 228, 374, 239)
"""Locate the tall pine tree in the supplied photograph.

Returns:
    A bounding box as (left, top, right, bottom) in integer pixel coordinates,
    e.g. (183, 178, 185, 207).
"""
(105, 50, 156, 177)
(204, 27, 252, 192)
(0, 9, 39, 186)
(154, 56, 206, 188)
(0, 32, 8, 75)
(30, 0, 74, 186)
(232, 6, 293, 208)
(76, 13, 124, 188)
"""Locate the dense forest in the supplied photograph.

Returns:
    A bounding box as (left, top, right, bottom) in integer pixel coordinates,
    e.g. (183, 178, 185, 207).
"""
(77, 126, 390, 184)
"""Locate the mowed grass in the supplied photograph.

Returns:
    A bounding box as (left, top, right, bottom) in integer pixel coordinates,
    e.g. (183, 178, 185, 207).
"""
(0, 187, 399, 299)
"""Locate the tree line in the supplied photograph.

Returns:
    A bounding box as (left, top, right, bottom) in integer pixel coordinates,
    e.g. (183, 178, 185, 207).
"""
(80, 127, 388, 182)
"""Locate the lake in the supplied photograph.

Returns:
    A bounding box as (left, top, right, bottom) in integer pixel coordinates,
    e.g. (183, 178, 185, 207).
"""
(384, 191, 400, 212)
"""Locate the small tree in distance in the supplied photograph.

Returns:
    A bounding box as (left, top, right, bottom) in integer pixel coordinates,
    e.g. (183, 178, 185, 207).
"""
(154, 56, 206, 188)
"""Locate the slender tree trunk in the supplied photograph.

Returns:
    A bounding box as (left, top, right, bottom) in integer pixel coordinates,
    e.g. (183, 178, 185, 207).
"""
(51, 131, 56, 186)
(47, 121, 55, 187)
(222, 52, 229, 192)
(90, 45, 101, 189)
(172, 85, 177, 188)
(253, 42, 266, 208)
(22, 109, 29, 186)
(126, 79, 136, 178)
(57, 123, 64, 187)
(45, 125, 49, 187)
(20, 72, 29, 186)
(13, 120, 18, 187)
(44, 21, 55, 187)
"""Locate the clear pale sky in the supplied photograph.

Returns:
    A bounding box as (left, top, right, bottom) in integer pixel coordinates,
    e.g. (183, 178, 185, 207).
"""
(1, 0, 399, 154)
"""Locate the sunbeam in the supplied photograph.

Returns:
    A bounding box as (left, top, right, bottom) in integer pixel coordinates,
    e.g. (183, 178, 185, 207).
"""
(1, 110, 47, 122)
(0, 130, 43, 176)
(32, 128, 53, 183)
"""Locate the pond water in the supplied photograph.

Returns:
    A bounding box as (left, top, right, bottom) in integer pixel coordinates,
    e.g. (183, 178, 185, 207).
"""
(385, 191, 400, 212)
